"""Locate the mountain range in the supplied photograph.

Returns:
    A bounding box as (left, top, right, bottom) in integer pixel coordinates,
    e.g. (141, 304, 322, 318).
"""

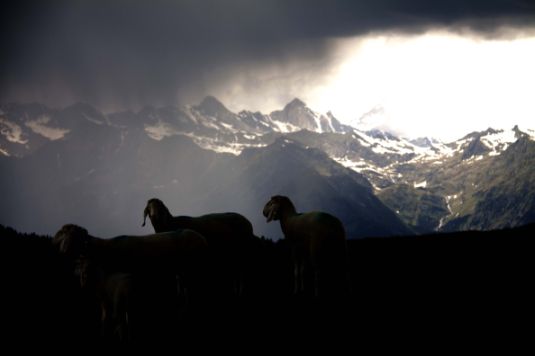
(1, 98, 534, 238)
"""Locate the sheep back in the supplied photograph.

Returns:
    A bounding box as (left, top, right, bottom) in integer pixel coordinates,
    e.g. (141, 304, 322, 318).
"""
(94, 230, 208, 273)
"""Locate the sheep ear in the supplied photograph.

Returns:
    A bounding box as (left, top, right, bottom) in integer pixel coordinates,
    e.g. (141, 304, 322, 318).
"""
(54, 234, 69, 254)
(52, 235, 61, 247)
(57, 238, 67, 253)
(266, 206, 275, 222)
(53, 229, 66, 251)
(142, 207, 148, 227)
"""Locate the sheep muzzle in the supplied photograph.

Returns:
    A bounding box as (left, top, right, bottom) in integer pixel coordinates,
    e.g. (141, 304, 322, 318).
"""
(263, 201, 278, 222)
(142, 207, 149, 227)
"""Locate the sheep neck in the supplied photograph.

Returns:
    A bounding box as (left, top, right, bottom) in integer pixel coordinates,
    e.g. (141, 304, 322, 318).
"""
(279, 205, 299, 238)
(151, 211, 174, 232)
(84, 235, 116, 260)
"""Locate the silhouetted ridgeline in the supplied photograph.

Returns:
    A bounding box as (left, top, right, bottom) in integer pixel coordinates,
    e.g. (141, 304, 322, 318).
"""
(1, 223, 534, 346)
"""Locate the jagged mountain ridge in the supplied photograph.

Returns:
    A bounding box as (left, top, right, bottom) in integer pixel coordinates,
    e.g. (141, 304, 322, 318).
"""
(0, 101, 410, 238)
(1, 98, 534, 235)
(0, 97, 465, 191)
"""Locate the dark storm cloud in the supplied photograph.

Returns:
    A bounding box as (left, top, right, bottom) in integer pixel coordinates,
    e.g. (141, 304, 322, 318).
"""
(1, 0, 534, 110)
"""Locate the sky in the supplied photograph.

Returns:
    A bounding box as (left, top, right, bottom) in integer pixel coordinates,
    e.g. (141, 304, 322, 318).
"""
(2, 0, 535, 141)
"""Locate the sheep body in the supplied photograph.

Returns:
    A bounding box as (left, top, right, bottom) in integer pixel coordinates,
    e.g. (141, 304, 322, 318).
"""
(143, 198, 256, 295)
(79, 257, 135, 342)
(143, 199, 253, 243)
(55, 224, 208, 341)
(263, 195, 348, 297)
(55, 224, 208, 274)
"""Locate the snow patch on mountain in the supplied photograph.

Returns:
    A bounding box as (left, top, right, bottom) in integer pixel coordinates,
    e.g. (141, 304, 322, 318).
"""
(0, 118, 28, 144)
(355, 136, 371, 147)
(200, 116, 221, 130)
(462, 154, 485, 163)
(185, 106, 229, 131)
(268, 117, 301, 133)
(177, 131, 266, 155)
(144, 120, 180, 140)
(437, 195, 454, 230)
(25, 116, 70, 140)
(358, 129, 441, 157)
(336, 157, 370, 172)
(219, 121, 241, 134)
(83, 113, 106, 126)
(322, 114, 335, 132)
(479, 128, 517, 154)
(414, 181, 427, 188)
(183, 106, 200, 125)
(311, 111, 323, 133)
(335, 155, 401, 188)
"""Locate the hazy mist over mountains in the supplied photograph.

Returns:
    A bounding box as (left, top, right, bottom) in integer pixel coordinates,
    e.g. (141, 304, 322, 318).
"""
(3, 3, 535, 345)
(1, 97, 534, 238)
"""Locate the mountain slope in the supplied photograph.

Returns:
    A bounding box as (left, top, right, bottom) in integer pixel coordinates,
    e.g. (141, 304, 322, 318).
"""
(442, 136, 535, 231)
(0, 105, 411, 238)
(0, 118, 232, 236)
(1, 99, 534, 236)
(202, 137, 411, 238)
(377, 184, 449, 233)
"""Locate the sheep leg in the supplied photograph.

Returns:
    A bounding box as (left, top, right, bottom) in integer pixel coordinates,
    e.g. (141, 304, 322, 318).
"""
(293, 260, 306, 295)
(293, 262, 300, 294)
(100, 304, 114, 340)
(112, 291, 130, 343)
(300, 262, 306, 294)
(292, 247, 306, 295)
(233, 272, 242, 297)
(176, 274, 190, 307)
(314, 269, 320, 298)
(237, 269, 246, 297)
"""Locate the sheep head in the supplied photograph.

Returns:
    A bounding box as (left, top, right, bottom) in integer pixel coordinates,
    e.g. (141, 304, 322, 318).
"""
(263, 195, 294, 222)
(142, 198, 172, 230)
(53, 224, 90, 258)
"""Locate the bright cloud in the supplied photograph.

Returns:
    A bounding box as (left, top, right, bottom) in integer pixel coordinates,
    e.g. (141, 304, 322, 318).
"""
(306, 30, 535, 141)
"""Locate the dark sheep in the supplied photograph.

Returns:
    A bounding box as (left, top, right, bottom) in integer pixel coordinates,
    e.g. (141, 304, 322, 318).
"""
(142, 198, 256, 296)
(54, 224, 208, 274)
(78, 257, 135, 342)
(54, 224, 209, 337)
(263, 195, 348, 297)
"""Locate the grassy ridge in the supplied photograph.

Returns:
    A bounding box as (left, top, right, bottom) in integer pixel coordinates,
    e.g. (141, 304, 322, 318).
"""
(1, 223, 534, 345)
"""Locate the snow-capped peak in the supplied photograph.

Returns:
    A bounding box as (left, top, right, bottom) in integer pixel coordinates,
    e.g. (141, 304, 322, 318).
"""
(269, 98, 321, 133)
(365, 129, 400, 141)
(285, 98, 307, 109)
(479, 127, 517, 155)
(267, 98, 349, 134)
(196, 96, 232, 117)
(453, 126, 531, 157)
(410, 137, 439, 148)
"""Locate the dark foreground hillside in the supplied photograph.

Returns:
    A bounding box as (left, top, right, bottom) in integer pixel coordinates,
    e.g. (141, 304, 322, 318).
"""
(1, 224, 534, 348)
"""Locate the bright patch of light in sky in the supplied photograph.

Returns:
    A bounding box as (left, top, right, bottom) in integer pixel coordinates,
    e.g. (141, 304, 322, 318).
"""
(306, 31, 535, 141)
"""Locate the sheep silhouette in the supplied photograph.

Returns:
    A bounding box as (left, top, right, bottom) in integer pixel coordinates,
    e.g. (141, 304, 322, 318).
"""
(54, 224, 208, 274)
(78, 257, 136, 342)
(263, 195, 348, 298)
(54, 224, 209, 341)
(142, 198, 256, 296)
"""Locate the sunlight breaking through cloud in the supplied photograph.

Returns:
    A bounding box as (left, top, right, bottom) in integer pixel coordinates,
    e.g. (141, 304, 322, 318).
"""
(306, 30, 535, 141)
